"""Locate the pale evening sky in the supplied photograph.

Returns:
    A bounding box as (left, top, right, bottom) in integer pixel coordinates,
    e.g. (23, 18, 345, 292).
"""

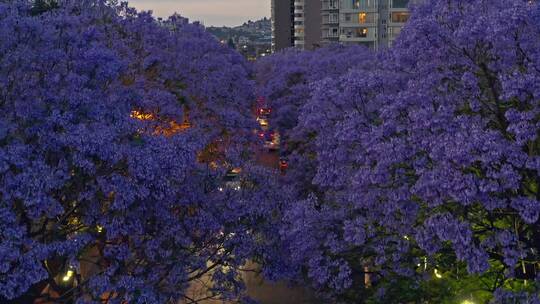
(127, 0, 270, 27)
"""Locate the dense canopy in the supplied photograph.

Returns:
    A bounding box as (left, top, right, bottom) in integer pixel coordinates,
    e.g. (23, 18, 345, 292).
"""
(1, 0, 540, 303)
(258, 0, 540, 303)
(0, 1, 282, 303)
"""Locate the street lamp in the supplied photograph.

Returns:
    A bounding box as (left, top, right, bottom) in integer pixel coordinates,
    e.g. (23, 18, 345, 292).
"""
(62, 267, 75, 282)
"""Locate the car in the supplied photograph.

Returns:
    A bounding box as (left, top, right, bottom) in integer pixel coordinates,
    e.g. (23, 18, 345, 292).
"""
(258, 130, 275, 141)
(219, 168, 242, 191)
(264, 140, 278, 150)
(259, 130, 279, 150)
(257, 117, 269, 128)
(279, 157, 288, 172)
(271, 131, 280, 148)
(258, 107, 272, 116)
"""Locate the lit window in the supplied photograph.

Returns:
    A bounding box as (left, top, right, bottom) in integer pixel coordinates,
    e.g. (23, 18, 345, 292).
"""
(356, 27, 368, 37)
(358, 12, 367, 23)
(391, 12, 410, 23)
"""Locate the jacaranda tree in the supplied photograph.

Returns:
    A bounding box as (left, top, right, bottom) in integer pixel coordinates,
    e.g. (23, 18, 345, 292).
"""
(267, 0, 540, 303)
(0, 1, 282, 303)
(4, 0, 540, 303)
(255, 45, 376, 201)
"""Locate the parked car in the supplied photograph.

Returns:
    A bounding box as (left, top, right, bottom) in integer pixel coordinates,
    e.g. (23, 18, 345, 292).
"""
(219, 168, 242, 191)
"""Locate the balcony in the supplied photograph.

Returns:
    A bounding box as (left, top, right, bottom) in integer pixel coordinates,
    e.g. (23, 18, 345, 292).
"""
(340, 26, 377, 42)
(322, 20, 339, 25)
(322, 28, 339, 39)
(322, 14, 339, 25)
(321, 1, 338, 10)
(340, 12, 377, 26)
(341, 0, 377, 11)
(390, 12, 410, 24)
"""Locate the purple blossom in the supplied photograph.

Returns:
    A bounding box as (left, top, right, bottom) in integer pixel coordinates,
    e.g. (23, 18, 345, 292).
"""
(0, 1, 282, 302)
(260, 0, 540, 300)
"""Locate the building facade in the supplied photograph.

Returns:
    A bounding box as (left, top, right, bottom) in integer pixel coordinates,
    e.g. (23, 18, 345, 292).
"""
(321, 0, 411, 49)
(321, 0, 340, 44)
(273, 0, 409, 52)
(271, 0, 295, 52)
(293, 0, 322, 50)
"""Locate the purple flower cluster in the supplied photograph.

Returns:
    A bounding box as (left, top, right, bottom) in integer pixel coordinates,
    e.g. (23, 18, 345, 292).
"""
(258, 0, 540, 301)
(0, 1, 283, 302)
(3, 0, 540, 302)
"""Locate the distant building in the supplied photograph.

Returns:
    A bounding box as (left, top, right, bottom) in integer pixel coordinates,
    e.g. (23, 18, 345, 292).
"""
(160, 13, 190, 31)
(271, 0, 295, 52)
(321, 0, 411, 49)
(293, 0, 322, 50)
(206, 18, 271, 60)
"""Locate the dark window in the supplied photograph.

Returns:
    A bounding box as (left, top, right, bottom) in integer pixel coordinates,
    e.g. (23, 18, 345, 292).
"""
(392, 0, 409, 8)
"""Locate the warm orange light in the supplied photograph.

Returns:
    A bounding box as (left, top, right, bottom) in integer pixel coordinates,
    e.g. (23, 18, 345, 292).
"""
(130, 110, 154, 121)
(158, 120, 191, 136)
(259, 119, 269, 127)
(131, 110, 190, 136)
(231, 168, 242, 174)
(359, 12, 367, 23)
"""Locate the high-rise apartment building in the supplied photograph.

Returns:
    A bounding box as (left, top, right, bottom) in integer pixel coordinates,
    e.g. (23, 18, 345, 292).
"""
(271, 0, 295, 52)
(321, 0, 411, 49)
(293, 0, 322, 50)
(321, 0, 340, 44)
(273, 0, 409, 52)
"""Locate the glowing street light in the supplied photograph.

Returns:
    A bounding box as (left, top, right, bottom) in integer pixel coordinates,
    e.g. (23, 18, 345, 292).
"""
(62, 269, 74, 282)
